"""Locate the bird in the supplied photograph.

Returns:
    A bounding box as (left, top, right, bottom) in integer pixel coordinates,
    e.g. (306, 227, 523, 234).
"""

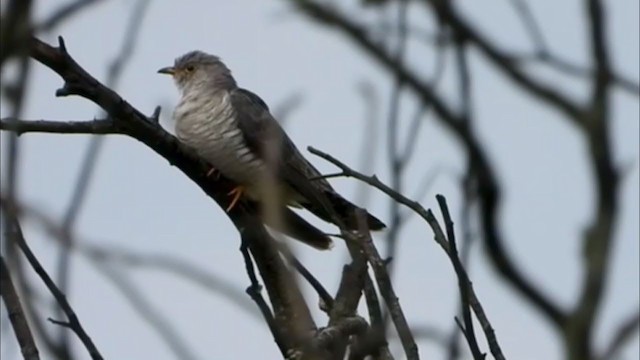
(158, 51, 385, 249)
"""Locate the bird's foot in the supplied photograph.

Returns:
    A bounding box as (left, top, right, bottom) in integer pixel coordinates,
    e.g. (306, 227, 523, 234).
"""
(226, 186, 245, 212)
(285, 349, 303, 360)
(206, 167, 219, 179)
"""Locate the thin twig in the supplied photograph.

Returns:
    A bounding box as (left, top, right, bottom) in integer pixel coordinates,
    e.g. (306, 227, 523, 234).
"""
(78, 244, 259, 317)
(292, 0, 566, 329)
(4, 195, 246, 360)
(507, 0, 639, 96)
(425, 196, 505, 360)
(94, 263, 200, 360)
(278, 245, 335, 311)
(354, 81, 380, 207)
(384, 0, 411, 284)
(436, 196, 484, 360)
(354, 209, 418, 360)
(508, 0, 548, 51)
(513, 52, 639, 96)
(308, 146, 505, 359)
(599, 310, 640, 360)
(239, 239, 288, 357)
(422, 0, 583, 123)
(446, 26, 475, 360)
(309, 146, 432, 222)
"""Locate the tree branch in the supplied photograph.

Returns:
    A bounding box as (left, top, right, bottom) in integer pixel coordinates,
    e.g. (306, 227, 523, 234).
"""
(0, 118, 118, 135)
(308, 147, 510, 359)
(423, 0, 583, 124)
(0, 256, 41, 360)
(239, 239, 288, 358)
(354, 209, 418, 360)
(1, 203, 103, 360)
(15, 36, 317, 357)
(599, 310, 640, 360)
(35, 0, 107, 32)
(55, 2, 151, 351)
(435, 197, 484, 360)
(290, 1, 567, 328)
(564, 1, 619, 359)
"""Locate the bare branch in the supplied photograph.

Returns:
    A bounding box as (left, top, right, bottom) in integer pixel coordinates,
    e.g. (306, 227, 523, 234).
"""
(0, 0, 33, 67)
(0, 203, 104, 360)
(423, 0, 583, 124)
(239, 239, 288, 357)
(95, 263, 200, 360)
(278, 245, 335, 311)
(514, 53, 639, 96)
(600, 310, 640, 360)
(308, 146, 508, 359)
(36, 0, 107, 32)
(312, 316, 368, 350)
(287, 3, 568, 328)
(77, 245, 259, 317)
(286, 0, 467, 131)
(354, 209, 418, 360)
(384, 0, 410, 270)
(309, 146, 436, 223)
(354, 81, 380, 207)
(435, 197, 485, 360)
(424, 196, 505, 360)
(5, 196, 252, 360)
(0, 118, 117, 135)
(61, 0, 151, 230)
(508, 0, 548, 51)
(0, 256, 41, 360)
(272, 92, 305, 125)
(563, 1, 619, 359)
(23, 36, 318, 356)
(310, 109, 566, 330)
(55, 2, 151, 349)
(329, 240, 370, 358)
(1, 1, 34, 306)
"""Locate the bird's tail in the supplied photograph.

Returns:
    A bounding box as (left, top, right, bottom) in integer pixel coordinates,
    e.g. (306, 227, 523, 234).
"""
(261, 207, 333, 250)
(304, 191, 386, 231)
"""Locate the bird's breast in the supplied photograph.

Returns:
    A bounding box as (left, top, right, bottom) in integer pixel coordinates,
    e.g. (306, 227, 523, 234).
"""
(174, 93, 265, 185)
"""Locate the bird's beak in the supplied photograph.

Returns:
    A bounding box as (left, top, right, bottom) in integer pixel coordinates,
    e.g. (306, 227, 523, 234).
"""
(157, 66, 175, 75)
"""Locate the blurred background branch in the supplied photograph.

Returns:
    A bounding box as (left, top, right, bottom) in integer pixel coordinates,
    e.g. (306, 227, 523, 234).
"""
(53, 1, 151, 355)
(0, 0, 637, 359)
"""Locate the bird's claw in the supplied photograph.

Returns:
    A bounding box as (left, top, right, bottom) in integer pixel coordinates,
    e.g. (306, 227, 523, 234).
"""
(226, 186, 245, 212)
(285, 349, 303, 360)
(206, 167, 219, 179)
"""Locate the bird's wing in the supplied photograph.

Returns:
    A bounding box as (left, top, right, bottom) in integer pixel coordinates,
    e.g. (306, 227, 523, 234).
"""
(230, 88, 333, 194)
(231, 88, 386, 230)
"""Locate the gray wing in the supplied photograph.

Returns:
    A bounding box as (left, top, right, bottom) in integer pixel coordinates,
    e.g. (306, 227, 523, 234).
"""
(230, 88, 333, 194)
(230, 88, 386, 230)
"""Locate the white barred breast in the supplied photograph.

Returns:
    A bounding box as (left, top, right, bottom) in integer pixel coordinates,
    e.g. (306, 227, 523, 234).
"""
(174, 91, 266, 186)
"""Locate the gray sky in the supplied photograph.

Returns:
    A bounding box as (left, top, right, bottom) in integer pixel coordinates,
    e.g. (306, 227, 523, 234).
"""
(1, 0, 638, 359)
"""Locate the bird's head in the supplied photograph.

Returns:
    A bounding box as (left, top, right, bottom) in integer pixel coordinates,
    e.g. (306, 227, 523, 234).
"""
(158, 51, 236, 94)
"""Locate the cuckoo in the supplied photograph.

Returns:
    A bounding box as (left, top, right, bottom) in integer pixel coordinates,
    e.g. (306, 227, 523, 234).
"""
(159, 51, 385, 249)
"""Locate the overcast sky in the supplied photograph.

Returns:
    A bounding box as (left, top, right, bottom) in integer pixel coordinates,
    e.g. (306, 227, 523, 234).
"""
(1, 0, 638, 359)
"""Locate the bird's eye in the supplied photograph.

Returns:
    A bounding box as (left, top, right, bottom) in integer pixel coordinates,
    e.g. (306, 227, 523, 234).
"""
(185, 65, 195, 72)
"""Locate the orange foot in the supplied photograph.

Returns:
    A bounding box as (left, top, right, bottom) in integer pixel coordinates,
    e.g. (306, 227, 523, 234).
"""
(206, 167, 219, 179)
(226, 186, 245, 212)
